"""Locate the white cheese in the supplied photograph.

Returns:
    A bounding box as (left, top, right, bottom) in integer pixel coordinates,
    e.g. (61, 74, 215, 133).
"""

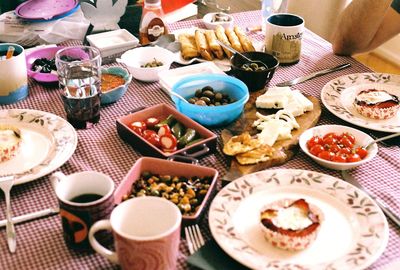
(292, 90, 314, 111)
(272, 206, 313, 230)
(257, 120, 281, 146)
(256, 95, 289, 109)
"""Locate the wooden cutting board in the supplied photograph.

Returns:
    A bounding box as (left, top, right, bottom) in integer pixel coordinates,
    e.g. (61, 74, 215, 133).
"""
(221, 90, 321, 180)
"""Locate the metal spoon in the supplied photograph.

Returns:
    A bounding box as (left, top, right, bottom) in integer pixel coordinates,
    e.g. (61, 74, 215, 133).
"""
(142, 34, 181, 53)
(216, 40, 268, 69)
(169, 91, 189, 103)
(365, 132, 400, 149)
(0, 176, 16, 253)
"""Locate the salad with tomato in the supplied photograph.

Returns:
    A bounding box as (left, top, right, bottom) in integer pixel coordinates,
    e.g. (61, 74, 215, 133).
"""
(306, 132, 368, 163)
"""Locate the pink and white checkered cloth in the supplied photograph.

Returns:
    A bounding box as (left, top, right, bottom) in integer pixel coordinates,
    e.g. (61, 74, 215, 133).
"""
(0, 10, 398, 270)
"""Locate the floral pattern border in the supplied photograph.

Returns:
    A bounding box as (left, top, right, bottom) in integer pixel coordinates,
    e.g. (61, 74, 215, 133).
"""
(321, 73, 400, 132)
(0, 109, 77, 185)
(209, 169, 389, 270)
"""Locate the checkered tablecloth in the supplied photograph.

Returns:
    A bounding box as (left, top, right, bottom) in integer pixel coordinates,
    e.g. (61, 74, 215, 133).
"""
(0, 10, 398, 270)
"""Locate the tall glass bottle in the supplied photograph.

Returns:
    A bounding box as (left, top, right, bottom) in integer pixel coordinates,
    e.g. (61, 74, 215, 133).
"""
(139, 0, 168, 45)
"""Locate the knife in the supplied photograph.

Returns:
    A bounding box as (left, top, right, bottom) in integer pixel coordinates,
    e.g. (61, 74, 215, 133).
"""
(276, 63, 351, 87)
(341, 170, 400, 228)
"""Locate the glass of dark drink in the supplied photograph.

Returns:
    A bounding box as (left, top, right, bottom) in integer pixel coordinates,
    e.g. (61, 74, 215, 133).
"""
(55, 46, 102, 129)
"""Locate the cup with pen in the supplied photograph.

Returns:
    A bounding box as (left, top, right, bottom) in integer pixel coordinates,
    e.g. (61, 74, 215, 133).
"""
(55, 46, 102, 129)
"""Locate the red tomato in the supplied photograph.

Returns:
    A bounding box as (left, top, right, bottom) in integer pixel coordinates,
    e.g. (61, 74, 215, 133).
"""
(307, 136, 323, 148)
(158, 124, 171, 137)
(310, 144, 324, 156)
(323, 132, 339, 140)
(146, 134, 161, 148)
(318, 150, 335, 161)
(145, 117, 160, 129)
(355, 147, 368, 159)
(339, 137, 354, 148)
(328, 144, 341, 153)
(160, 134, 177, 150)
(347, 153, 362, 162)
(342, 132, 356, 144)
(337, 147, 351, 156)
(332, 155, 347, 163)
(323, 136, 337, 146)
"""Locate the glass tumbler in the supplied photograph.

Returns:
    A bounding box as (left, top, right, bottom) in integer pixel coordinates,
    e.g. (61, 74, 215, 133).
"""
(55, 46, 102, 129)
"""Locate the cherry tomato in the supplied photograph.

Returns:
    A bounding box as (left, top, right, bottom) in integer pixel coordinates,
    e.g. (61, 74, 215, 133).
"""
(130, 121, 147, 130)
(146, 134, 161, 148)
(143, 129, 157, 137)
(347, 153, 362, 162)
(145, 117, 160, 129)
(307, 136, 323, 148)
(342, 132, 356, 144)
(332, 155, 347, 163)
(318, 150, 335, 161)
(158, 124, 171, 137)
(130, 126, 143, 136)
(339, 137, 354, 148)
(323, 136, 337, 146)
(337, 147, 351, 156)
(160, 134, 177, 150)
(310, 144, 324, 156)
(323, 132, 339, 140)
(328, 144, 341, 153)
(355, 147, 368, 159)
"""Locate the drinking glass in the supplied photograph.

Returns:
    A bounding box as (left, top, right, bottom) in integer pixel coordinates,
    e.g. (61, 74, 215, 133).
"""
(55, 46, 102, 129)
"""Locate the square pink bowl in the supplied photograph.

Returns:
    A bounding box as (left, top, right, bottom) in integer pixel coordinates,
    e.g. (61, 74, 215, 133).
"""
(116, 104, 218, 159)
(114, 157, 219, 226)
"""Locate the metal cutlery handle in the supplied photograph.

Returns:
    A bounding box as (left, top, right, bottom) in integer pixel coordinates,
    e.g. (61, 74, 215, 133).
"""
(4, 189, 16, 253)
(295, 63, 351, 83)
(374, 198, 400, 227)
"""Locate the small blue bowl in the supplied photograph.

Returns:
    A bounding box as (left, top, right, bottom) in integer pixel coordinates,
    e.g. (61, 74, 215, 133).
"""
(171, 74, 249, 127)
(101, 66, 132, 105)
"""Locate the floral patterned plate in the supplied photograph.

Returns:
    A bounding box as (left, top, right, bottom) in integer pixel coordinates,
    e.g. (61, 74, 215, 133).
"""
(321, 73, 400, 132)
(209, 169, 388, 270)
(0, 109, 77, 185)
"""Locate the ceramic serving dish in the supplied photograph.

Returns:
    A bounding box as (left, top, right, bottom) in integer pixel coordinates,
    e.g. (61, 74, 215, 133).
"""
(100, 66, 132, 105)
(26, 46, 64, 85)
(299, 124, 378, 170)
(116, 104, 217, 159)
(202, 12, 234, 30)
(114, 157, 219, 226)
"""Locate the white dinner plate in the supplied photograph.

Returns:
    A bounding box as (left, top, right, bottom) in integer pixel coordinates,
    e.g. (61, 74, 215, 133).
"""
(0, 109, 77, 185)
(209, 169, 388, 270)
(321, 73, 400, 132)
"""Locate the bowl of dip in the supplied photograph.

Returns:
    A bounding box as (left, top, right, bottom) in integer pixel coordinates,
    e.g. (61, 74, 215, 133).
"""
(100, 66, 132, 105)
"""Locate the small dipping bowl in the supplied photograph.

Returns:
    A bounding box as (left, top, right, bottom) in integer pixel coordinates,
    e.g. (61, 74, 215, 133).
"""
(230, 51, 279, 91)
(100, 66, 132, 105)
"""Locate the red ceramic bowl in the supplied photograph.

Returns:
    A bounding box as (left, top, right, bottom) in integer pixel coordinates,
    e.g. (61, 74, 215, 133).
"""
(116, 104, 217, 159)
(114, 157, 219, 225)
(26, 46, 64, 84)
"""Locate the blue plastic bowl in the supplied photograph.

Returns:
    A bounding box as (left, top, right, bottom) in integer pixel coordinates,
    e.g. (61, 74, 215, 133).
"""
(171, 74, 249, 127)
(101, 66, 132, 105)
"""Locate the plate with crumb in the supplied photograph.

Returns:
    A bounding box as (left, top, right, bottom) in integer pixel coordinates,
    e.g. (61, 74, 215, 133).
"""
(172, 25, 262, 71)
(0, 109, 77, 185)
(321, 73, 400, 132)
(209, 169, 388, 270)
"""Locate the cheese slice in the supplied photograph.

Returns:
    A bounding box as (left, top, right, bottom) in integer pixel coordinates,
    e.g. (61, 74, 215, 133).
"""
(292, 90, 313, 112)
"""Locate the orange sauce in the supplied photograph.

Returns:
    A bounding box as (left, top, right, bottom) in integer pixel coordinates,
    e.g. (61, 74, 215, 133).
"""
(101, 73, 125, 92)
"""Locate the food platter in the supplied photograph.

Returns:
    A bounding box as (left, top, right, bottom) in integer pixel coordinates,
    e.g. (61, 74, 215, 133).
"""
(172, 27, 263, 71)
(209, 169, 388, 270)
(321, 73, 400, 133)
(0, 109, 77, 185)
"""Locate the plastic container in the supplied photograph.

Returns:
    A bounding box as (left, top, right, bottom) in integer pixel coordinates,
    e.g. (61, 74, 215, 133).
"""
(171, 74, 249, 127)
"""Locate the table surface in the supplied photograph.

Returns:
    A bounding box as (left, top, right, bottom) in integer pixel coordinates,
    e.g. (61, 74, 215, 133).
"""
(0, 10, 399, 270)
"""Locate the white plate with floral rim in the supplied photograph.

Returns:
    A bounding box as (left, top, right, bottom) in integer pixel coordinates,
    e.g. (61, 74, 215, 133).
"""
(321, 73, 400, 133)
(209, 169, 388, 270)
(0, 109, 77, 185)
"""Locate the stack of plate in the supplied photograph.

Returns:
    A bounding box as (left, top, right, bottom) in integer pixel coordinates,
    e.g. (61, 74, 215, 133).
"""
(15, 0, 80, 22)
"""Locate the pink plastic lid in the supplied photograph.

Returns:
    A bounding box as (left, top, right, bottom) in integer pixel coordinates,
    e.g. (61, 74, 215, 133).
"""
(15, 0, 79, 20)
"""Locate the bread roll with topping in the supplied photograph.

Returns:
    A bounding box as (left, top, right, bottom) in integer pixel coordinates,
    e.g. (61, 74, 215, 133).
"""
(194, 30, 214, 61)
(204, 30, 224, 59)
(234, 26, 255, 52)
(214, 25, 233, 58)
(178, 33, 200, 60)
(225, 27, 244, 53)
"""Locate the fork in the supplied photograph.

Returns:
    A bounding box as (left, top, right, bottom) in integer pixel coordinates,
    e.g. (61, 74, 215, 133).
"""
(0, 176, 16, 253)
(185, 224, 205, 255)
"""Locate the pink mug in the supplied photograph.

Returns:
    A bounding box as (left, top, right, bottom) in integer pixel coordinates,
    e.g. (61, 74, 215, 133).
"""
(89, 197, 181, 270)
